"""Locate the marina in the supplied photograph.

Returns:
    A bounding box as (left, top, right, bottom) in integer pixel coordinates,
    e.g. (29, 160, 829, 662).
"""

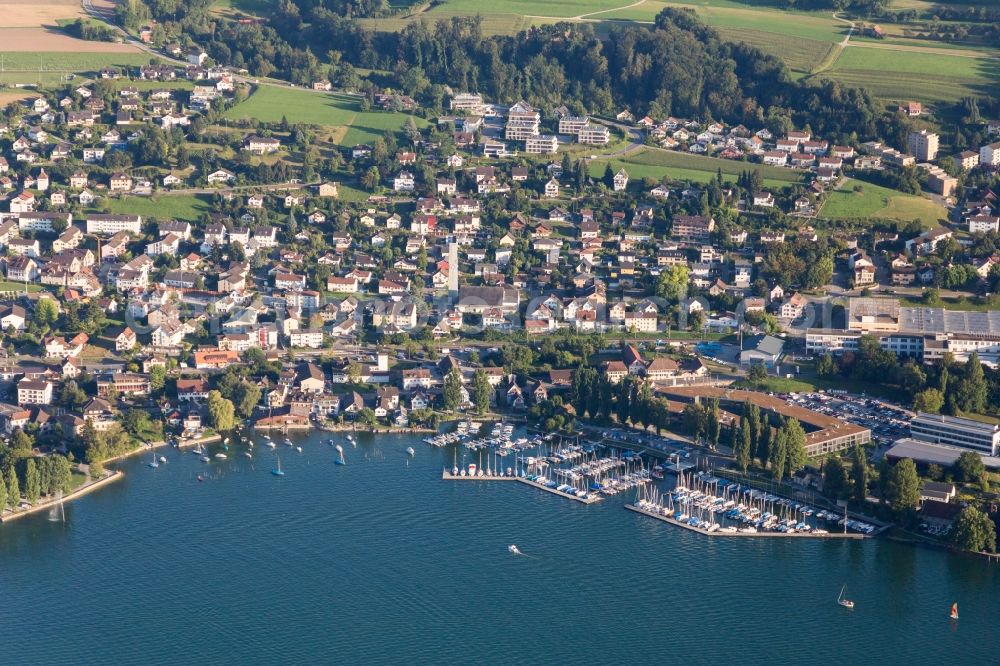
(627, 471, 881, 537)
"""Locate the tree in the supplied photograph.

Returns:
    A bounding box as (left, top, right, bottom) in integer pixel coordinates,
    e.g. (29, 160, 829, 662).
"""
(10, 429, 33, 457)
(913, 388, 944, 414)
(24, 459, 40, 504)
(234, 381, 261, 419)
(206, 390, 236, 432)
(950, 506, 997, 553)
(735, 419, 751, 473)
(149, 365, 167, 393)
(768, 427, 786, 481)
(472, 368, 491, 416)
(886, 458, 920, 519)
(823, 458, 849, 500)
(851, 444, 869, 503)
(443, 366, 463, 411)
(0, 473, 6, 513)
(782, 418, 808, 478)
(954, 451, 986, 484)
(34, 298, 58, 328)
(656, 265, 689, 302)
(955, 352, 988, 414)
(746, 362, 768, 387)
(5, 465, 19, 508)
(358, 407, 377, 427)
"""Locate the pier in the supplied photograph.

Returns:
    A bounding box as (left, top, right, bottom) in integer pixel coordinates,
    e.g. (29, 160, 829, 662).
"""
(442, 470, 517, 481)
(442, 469, 603, 504)
(625, 504, 865, 538)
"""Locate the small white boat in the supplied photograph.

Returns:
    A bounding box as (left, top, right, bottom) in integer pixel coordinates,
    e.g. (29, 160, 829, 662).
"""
(158, 456, 167, 464)
(201, 456, 211, 463)
(215, 453, 227, 460)
(264, 440, 276, 449)
(508, 544, 521, 555)
(406, 447, 415, 457)
(243, 451, 252, 459)
(296, 446, 303, 453)
(838, 585, 854, 609)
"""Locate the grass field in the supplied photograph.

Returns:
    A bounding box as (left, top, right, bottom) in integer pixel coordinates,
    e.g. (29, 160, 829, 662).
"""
(0, 52, 150, 71)
(588, 147, 803, 188)
(821, 45, 1000, 102)
(99, 194, 214, 221)
(223, 85, 426, 145)
(212, 0, 278, 15)
(819, 178, 946, 227)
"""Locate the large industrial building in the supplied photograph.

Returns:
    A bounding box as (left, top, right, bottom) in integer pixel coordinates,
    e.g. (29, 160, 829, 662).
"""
(806, 298, 1000, 365)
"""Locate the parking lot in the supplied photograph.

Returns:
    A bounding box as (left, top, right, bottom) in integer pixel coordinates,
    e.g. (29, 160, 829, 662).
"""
(783, 392, 912, 449)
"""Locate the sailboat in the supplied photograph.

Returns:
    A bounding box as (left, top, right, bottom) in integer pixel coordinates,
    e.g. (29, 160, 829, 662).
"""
(348, 434, 356, 448)
(272, 454, 285, 476)
(335, 444, 346, 466)
(950, 602, 959, 620)
(838, 585, 854, 609)
(147, 449, 159, 468)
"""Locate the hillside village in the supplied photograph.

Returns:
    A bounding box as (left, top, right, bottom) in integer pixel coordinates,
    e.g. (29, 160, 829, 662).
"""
(0, 59, 998, 484)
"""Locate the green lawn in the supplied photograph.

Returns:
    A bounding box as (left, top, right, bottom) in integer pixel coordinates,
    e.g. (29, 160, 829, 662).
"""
(589, 147, 802, 189)
(98, 194, 214, 221)
(0, 280, 42, 293)
(819, 178, 946, 227)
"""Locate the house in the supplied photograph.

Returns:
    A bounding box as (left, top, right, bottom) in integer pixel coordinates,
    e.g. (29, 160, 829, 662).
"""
(544, 179, 559, 198)
(780, 293, 807, 320)
(17, 378, 53, 406)
(613, 169, 629, 192)
(207, 168, 236, 184)
(243, 135, 281, 154)
(393, 171, 415, 191)
(115, 326, 137, 351)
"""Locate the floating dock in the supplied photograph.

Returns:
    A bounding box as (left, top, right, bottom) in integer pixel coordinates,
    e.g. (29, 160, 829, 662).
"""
(624, 504, 865, 538)
(442, 470, 517, 481)
(442, 469, 603, 504)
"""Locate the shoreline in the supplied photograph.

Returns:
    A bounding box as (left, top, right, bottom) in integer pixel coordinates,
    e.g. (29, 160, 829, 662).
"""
(0, 470, 124, 523)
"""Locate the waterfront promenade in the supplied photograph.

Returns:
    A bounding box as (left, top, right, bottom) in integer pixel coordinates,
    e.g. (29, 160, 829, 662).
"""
(0, 470, 123, 523)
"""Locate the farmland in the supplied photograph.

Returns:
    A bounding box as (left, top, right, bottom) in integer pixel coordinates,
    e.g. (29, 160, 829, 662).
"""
(223, 85, 427, 146)
(818, 178, 947, 227)
(588, 147, 804, 189)
(823, 46, 1000, 102)
(356, 0, 1000, 101)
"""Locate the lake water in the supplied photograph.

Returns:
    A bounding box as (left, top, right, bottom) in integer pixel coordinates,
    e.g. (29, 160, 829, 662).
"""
(2, 429, 997, 665)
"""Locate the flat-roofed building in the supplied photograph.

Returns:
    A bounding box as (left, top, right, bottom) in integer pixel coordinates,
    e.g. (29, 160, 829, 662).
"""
(910, 412, 1000, 456)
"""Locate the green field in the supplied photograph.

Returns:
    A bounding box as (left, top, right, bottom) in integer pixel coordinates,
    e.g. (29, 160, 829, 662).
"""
(99, 194, 214, 221)
(223, 85, 426, 145)
(589, 147, 802, 188)
(823, 46, 1000, 102)
(211, 0, 279, 16)
(0, 52, 150, 72)
(819, 178, 946, 227)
